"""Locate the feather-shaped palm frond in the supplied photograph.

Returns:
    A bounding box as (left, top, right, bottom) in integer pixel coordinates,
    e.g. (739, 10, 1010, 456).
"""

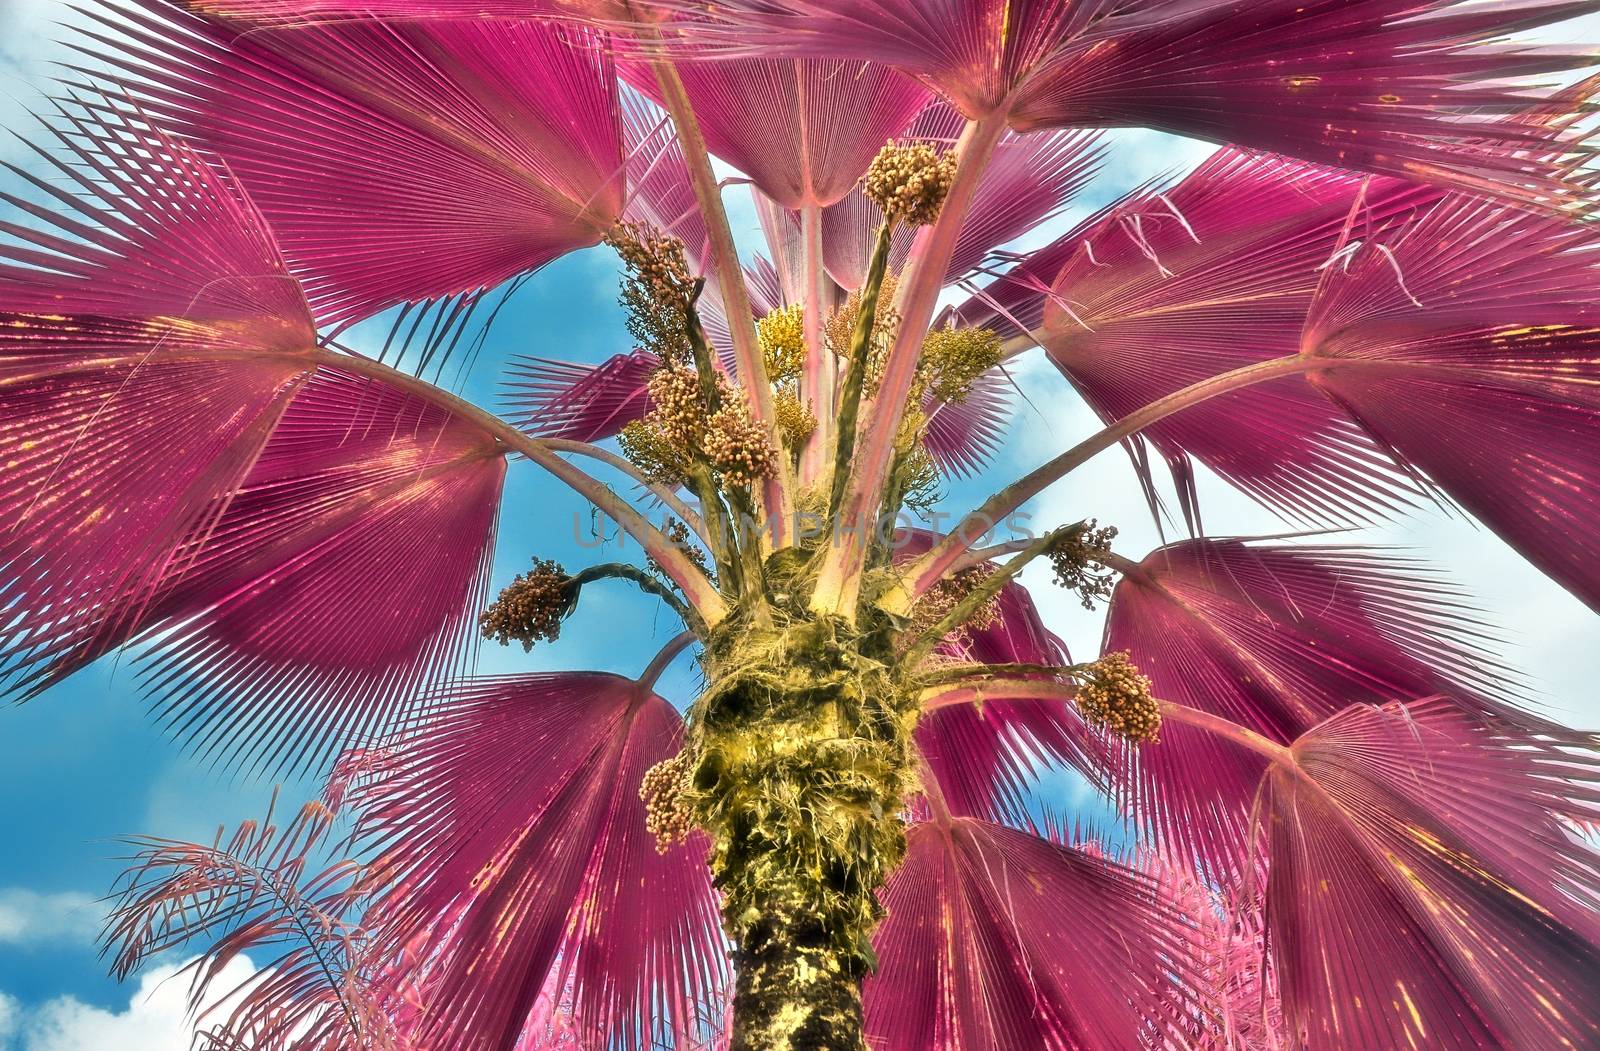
(104, 793, 401, 1051)
(73, 0, 626, 327)
(682, 0, 1596, 207)
(1258, 698, 1600, 1049)
(351, 672, 728, 1051)
(1103, 537, 1558, 877)
(134, 366, 506, 775)
(866, 816, 1200, 1050)
(0, 101, 316, 698)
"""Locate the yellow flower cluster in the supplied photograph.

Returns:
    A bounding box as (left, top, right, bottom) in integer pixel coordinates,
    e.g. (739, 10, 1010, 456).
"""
(864, 140, 957, 226)
(774, 388, 817, 449)
(758, 304, 806, 382)
(1076, 651, 1161, 743)
(923, 325, 1003, 404)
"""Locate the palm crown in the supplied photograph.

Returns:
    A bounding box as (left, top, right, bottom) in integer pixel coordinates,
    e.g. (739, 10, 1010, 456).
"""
(5, 1, 1600, 1048)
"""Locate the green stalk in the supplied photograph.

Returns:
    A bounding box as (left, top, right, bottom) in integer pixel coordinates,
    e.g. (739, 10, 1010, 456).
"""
(827, 222, 894, 519)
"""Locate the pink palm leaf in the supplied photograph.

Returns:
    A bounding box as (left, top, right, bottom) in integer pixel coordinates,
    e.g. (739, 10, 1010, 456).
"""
(865, 815, 1200, 1050)
(621, 56, 931, 209)
(350, 672, 728, 1051)
(897, 530, 1108, 824)
(134, 366, 506, 774)
(1026, 150, 1440, 527)
(1301, 191, 1600, 611)
(1258, 698, 1600, 1049)
(1103, 537, 1560, 877)
(0, 102, 316, 697)
(682, 0, 1596, 206)
(75, 0, 626, 327)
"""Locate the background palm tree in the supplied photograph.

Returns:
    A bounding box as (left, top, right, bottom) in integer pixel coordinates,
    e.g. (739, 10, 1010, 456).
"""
(4, 1, 1600, 1048)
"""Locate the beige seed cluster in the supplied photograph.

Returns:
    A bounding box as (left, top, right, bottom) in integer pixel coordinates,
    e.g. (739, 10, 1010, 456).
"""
(1076, 651, 1160, 743)
(705, 396, 778, 490)
(479, 559, 571, 651)
(864, 140, 958, 227)
(1048, 520, 1120, 611)
(605, 222, 697, 364)
(646, 365, 708, 447)
(758, 304, 806, 382)
(618, 419, 688, 485)
(908, 566, 1001, 652)
(640, 750, 696, 852)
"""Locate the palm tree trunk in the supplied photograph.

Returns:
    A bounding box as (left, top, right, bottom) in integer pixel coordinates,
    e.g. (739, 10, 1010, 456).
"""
(728, 886, 867, 1050)
(693, 616, 913, 1051)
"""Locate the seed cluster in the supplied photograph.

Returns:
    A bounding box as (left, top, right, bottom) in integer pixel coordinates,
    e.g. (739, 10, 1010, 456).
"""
(758, 304, 806, 382)
(479, 558, 572, 651)
(706, 396, 778, 490)
(908, 565, 1002, 653)
(647, 365, 709, 447)
(640, 750, 697, 852)
(1076, 651, 1161, 743)
(1048, 520, 1120, 611)
(864, 140, 958, 227)
(606, 222, 697, 364)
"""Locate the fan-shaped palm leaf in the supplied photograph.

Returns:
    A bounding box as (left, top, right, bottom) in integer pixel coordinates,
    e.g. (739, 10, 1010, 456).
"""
(683, 0, 1596, 206)
(1258, 698, 1600, 1048)
(351, 672, 727, 1051)
(74, 0, 626, 326)
(866, 815, 1199, 1050)
(134, 366, 506, 775)
(1103, 537, 1555, 877)
(0, 103, 316, 696)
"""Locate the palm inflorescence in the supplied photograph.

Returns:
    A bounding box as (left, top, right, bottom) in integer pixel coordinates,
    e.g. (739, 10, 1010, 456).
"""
(6, 1, 1600, 1049)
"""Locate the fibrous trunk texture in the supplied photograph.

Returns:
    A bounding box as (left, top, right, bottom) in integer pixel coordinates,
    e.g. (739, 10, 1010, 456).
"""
(692, 611, 917, 1051)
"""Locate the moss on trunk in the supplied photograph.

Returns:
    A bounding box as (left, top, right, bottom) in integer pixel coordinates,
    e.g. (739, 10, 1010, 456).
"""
(687, 611, 917, 1051)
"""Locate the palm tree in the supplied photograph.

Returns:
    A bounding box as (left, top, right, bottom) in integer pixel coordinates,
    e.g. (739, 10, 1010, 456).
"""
(6, 0, 1600, 1047)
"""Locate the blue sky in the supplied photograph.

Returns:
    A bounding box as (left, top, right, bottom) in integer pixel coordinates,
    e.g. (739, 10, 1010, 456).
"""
(2, 1, 1599, 1045)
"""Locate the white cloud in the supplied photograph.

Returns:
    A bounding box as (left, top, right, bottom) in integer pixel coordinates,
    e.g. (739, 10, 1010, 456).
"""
(0, 992, 20, 1047)
(0, 890, 102, 948)
(10, 956, 259, 1051)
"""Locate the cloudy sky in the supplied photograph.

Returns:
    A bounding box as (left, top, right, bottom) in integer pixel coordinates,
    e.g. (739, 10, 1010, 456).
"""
(1, 1, 1599, 1046)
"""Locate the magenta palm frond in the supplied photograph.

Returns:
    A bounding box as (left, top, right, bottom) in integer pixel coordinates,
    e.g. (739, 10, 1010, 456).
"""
(502, 351, 660, 442)
(1260, 698, 1600, 1048)
(134, 366, 506, 774)
(1017, 150, 1441, 527)
(622, 56, 931, 209)
(350, 672, 727, 1051)
(866, 816, 1199, 1050)
(1302, 191, 1600, 612)
(0, 102, 315, 697)
(1103, 537, 1558, 877)
(103, 794, 402, 1051)
(683, 0, 1596, 205)
(897, 530, 1107, 824)
(74, 0, 626, 327)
